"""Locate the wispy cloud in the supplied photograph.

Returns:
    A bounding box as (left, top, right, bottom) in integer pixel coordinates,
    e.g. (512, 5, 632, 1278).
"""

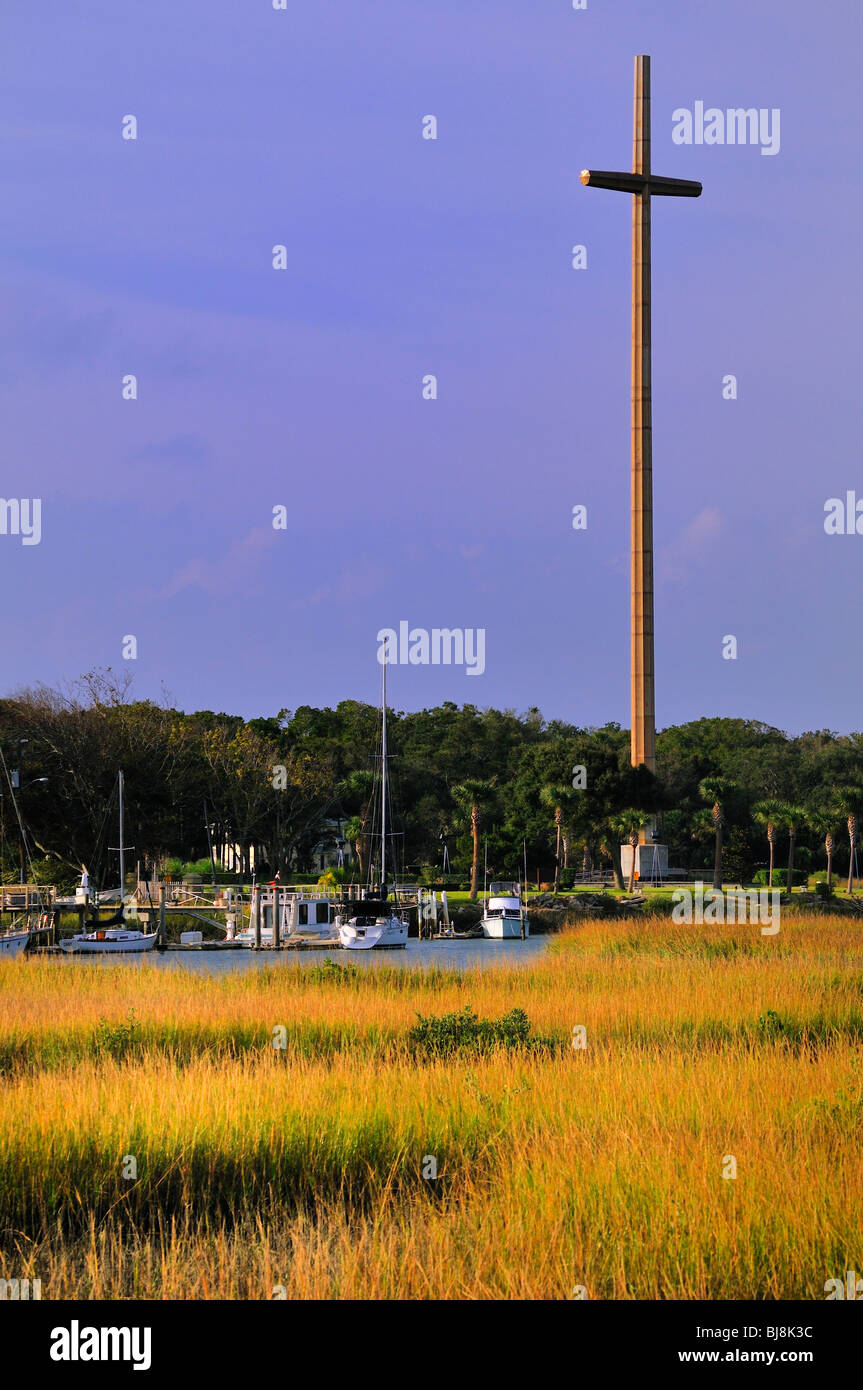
(153, 526, 278, 599)
(658, 508, 723, 584)
(287, 565, 386, 610)
(130, 434, 209, 468)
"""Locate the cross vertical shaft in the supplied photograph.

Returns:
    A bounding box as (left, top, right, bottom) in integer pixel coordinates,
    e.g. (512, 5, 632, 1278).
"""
(580, 56, 701, 791)
(631, 54, 654, 774)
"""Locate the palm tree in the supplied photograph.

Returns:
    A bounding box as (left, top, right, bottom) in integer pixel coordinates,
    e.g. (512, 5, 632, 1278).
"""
(343, 815, 365, 884)
(783, 803, 805, 895)
(752, 799, 789, 889)
(540, 783, 572, 894)
(452, 780, 495, 900)
(807, 807, 839, 889)
(698, 777, 736, 890)
(581, 840, 592, 880)
(338, 769, 375, 888)
(835, 787, 863, 894)
(609, 809, 651, 893)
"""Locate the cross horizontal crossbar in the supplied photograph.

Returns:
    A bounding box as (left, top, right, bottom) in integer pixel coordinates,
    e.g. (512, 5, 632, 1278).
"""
(580, 169, 702, 197)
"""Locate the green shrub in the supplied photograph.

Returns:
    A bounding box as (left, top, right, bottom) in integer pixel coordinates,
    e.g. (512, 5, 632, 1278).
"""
(752, 868, 807, 888)
(182, 858, 213, 879)
(407, 1005, 552, 1056)
(305, 957, 360, 985)
(93, 1012, 140, 1060)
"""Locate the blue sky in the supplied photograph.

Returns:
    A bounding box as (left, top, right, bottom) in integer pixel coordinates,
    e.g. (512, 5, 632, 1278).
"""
(1, 0, 861, 730)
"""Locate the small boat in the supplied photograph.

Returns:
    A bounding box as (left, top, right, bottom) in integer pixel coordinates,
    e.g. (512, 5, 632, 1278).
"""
(60, 771, 156, 954)
(0, 929, 31, 958)
(234, 894, 337, 947)
(337, 897, 408, 951)
(59, 926, 157, 954)
(338, 659, 407, 951)
(481, 881, 529, 939)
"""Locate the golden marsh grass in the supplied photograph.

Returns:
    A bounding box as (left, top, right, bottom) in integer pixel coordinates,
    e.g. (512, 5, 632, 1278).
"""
(1, 915, 860, 1299)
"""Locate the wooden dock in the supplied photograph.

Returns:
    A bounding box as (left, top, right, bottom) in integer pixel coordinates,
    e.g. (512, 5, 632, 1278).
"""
(6, 880, 428, 953)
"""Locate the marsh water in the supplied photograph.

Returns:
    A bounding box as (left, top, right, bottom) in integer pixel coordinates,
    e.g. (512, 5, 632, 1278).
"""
(50, 936, 550, 976)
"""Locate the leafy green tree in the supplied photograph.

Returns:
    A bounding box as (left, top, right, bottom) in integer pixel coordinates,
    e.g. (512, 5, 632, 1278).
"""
(722, 825, 753, 885)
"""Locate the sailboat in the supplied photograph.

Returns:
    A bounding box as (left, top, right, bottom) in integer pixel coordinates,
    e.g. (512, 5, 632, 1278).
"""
(59, 772, 157, 955)
(337, 661, 408, 951)
(0, 928, 31, 958)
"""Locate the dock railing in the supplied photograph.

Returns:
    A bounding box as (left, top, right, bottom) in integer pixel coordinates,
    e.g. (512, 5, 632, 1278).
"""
(134, 880, 372, 910)
(0, 884, 56, 910)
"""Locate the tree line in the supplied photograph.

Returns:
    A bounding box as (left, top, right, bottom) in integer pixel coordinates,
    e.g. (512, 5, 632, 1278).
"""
(1, 670, 862, 894)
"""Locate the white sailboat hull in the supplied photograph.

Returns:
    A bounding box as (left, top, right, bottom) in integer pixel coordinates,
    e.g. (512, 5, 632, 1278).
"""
(0, 931, 30, 958)
(59, 931, 157, 954)
(339, 917, 408, 950)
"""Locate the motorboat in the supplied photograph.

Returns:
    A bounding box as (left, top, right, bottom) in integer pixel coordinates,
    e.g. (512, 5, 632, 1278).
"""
(233, 893, 337, 947)
(481, 881, 529, 939)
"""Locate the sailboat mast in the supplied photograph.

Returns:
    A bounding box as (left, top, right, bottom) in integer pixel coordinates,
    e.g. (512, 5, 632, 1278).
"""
(381, 658, 387, 890)
(118, 770, 125, 895)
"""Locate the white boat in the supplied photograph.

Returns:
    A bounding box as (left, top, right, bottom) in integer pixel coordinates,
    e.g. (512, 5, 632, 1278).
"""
(234, 894, 337, 947)
(59, 770, 156, 955)
(59, 927, 157, 954)
(0, 929, 30, 958)
(481, 881, 529, 939)
(338, 659, 407, 951)
(337, 900, 408, 951)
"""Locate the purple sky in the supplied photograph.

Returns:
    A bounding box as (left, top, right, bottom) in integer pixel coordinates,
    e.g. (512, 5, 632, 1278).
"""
(2, 0, 861, 731)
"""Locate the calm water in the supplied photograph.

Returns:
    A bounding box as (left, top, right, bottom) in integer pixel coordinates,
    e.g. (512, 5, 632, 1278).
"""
(50, 936, 550, 976)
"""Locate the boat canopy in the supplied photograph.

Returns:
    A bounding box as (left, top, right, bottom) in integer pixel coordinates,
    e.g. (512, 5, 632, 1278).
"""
(85, 905, 125, 928)
(340, 898, 391, 916)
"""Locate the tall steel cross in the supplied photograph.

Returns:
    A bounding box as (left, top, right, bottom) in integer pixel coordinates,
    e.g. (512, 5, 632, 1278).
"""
(581, 55, 701, 776)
